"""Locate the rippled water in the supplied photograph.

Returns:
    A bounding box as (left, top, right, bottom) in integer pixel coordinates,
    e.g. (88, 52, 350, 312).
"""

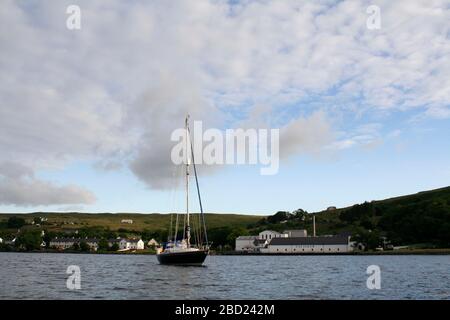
(0, 252, 448, 299)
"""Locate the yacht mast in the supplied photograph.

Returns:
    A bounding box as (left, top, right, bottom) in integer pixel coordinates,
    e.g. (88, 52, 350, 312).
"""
(185, 115, 191, 248)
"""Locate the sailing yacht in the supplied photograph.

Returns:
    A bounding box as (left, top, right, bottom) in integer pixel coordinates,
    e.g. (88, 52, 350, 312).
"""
(156, 115, 209, 265)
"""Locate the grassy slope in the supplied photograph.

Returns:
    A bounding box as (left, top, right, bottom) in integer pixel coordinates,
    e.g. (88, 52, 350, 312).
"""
(249, 186, 450, 240)
(314, 186, 450, 238)
(1, 186, 449, 239)
(0, 212, 264, 233)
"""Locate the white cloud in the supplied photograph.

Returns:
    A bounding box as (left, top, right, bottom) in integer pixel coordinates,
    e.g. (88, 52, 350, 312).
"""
(0, 0, 449, 204)
(0, 162, 96, 206)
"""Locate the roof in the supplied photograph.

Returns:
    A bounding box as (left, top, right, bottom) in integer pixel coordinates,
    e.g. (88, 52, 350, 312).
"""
(254, 239, 267, 244)
(50, 238, 99, 243)
(269, 236, 349, 246)
(236, 236, 257, 240)
(259, 230, 279, 234)
(108, 238, 124, 243)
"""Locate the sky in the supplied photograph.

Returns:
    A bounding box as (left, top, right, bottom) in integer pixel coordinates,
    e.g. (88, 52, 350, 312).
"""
(0, 0, 449, 215)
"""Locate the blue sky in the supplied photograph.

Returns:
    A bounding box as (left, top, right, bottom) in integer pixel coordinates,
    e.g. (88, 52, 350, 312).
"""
(0, 0, 449, 215)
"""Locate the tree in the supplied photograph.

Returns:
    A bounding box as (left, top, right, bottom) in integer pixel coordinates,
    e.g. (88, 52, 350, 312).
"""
(15, 230, 42, 251)
(293, 209, 307, 219)
(267, 211, 290, 224)
(7, 216, 26, 229)
(98, 239, 109, 251)
(226, 227, 249, 249)
(109, 243, 119, 251)
(79, 241, 90, 252)
(71, 242, 80, 251)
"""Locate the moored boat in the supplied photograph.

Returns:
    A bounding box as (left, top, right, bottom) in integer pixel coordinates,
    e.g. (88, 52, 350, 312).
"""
(156, 115, 209, 265)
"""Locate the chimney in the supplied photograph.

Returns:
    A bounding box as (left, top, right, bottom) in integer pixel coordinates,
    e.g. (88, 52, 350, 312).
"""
(313, 215, 316, 237)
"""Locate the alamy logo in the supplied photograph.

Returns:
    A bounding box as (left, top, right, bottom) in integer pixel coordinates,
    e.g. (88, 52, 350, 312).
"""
(66, 265, 81, 290)
(366, 5, 381, 30)
(366, 265, 381, 290)
(171, 121, 280, 175)
(66, 5, 81, 30)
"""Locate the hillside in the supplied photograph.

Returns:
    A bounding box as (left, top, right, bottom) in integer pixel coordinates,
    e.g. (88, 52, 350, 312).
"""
(0, 212, 264, 249)
(252, 186, 450, 248)
(0, 212, 262, 232)
(1, 186, 449, 250)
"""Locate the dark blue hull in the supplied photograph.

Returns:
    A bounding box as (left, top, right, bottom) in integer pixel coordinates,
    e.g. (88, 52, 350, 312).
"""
(157, 250, 208, 265)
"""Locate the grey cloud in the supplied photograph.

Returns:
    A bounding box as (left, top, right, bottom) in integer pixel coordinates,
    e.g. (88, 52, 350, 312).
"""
(280, 111, 334, 159)
(0, 162, 96, 206)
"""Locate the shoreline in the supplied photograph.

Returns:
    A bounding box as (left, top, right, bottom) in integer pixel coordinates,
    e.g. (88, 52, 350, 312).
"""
(214, 248, 450, 255)
(1, 248, 450, 255)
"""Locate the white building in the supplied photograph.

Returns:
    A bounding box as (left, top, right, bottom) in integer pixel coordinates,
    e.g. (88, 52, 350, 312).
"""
(49, 238, 99, 251)
(108, 238, 127, 250)
(258, 230, 287, 241)
(235, 236, 258, 252)
(147, 238, 159, 247)
(85, 239, 99, 251)
(235, 236, 268, 252)
(260, 236, 353, 254)
(108, 238, 144, 250)
(0, 237, 3, 244)
(49, 238, 77, 250)
(128, 239, 144, 250)
(121, 219, 133, 224)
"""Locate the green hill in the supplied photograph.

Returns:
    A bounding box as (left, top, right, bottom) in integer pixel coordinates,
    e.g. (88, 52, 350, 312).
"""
(1, 186, 450, 250)
(0, 212, 264, 249)
(253, 186, 450, 249)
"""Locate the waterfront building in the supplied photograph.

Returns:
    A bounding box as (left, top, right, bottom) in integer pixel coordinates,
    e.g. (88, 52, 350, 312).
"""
(128, 238, 144, 250)
(260, 236, 352, 253)
(236, 229, 353, 253)
(147, 238, 159, 247)
(235, 236, 258, 252)
(235, 236, 268, 252)
(49, 238, 77, 250)
(49, 237, 99, 251)
(258, 230, 287, 241)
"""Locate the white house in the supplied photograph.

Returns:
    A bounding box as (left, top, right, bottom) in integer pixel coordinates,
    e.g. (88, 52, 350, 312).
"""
(49, 238, 77, 250)
(260, 236, 353, 254)
(49, 238, 99, 251)
(128, 239, 144, 250)
(121, 219, 133, 224)
(235, 236, 258, 252)
(147, 238, 159, 247)
(0, 237, 3, 244)
(85, 239, 99, 251)
(258, 230, 287, 241)
(235, 236, 269, 252)
(108, 238, 131, 250)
